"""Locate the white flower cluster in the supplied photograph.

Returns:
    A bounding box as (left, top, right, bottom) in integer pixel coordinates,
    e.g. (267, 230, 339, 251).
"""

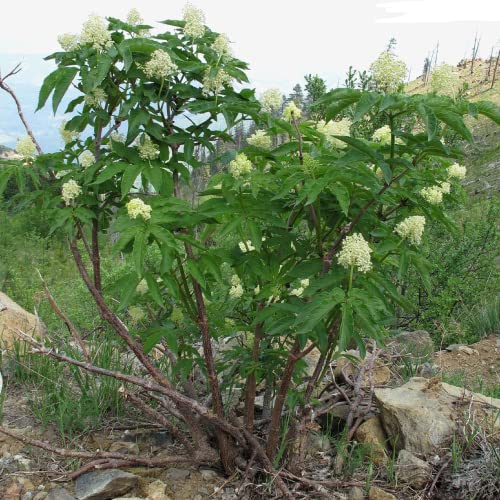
(290, 278, 310, 297)
(127, 8, 143, 26)
(135, 278, 148, 295)
(137, 135, 160, 160)
(128, 305, 145, 323)
(58, 33, 79, 51)
(229, 153, 253, 178)
(447, 163, 466, 180)
(229, 274, 243, 299)
(394, 215, 426, 246)
(260, 88, 283, 113)
(439, 181, 451, 194)
(16, 136, 36, 161)
(317, 118, 351, 148)
(55, 170, 70, 179)
(202, 68, 232, 95)
(127, 198, 152, 220)
(247, 130, 272, 149)
(430, 64, 461, 98)
(420, 185, 443, 204)
(110, 131, 126, 143)
(370, 51, 407, 92)
(239, 240, 255, 253)
(78, 150, 95, 168)
(60, 120, 79, 144)
(182, 3, 205, 38)
(80, 15, 112, 51)
(282, 102, 302, 121)
(337, 233, 373, 273)
(84, 87, 107, 107)
(61, 179, 82, 205)
(213, 33, 231, 56)
(143, 50, 178, 79)
(372, 125, 392, 145)
(170, 306, 184, 324)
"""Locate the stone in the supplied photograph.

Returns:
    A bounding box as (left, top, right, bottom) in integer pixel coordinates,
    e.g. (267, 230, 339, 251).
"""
(33, 493, 48, 500)
(388, 330, 434, 358)
(4, 482, 23, 499)
(0, 292, 45, 350)
(334, 351, 391, 387)
(368, 487, 396, 500)
(375, 377, 500, 456)
(143, 480, 170, 500)
(348, 486, 365, 499)
(108, 441, 139, 455)
(457, 346, 478, 355)
(46, 489, 75, 500)
(199, 469, 220, 480)
(164, 468, 190, 481)
(307, 433, 332, 454)
(354, 416, 388, 465)
(74, 470, 138, 500)
(395, 449, 432, 488)
(445, 343, 465, 352)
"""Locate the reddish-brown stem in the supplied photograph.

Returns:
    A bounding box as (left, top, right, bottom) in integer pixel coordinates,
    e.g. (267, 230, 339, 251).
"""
(91, 218, 102, 293)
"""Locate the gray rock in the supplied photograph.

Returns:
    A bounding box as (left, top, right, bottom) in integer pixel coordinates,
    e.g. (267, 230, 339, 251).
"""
(33, 493, 48, 500)
(368, 487, 396, 500)
(199, 469, 220, 480)
(164, 468, 191, 481)
(74, 470, 138, 500)
(348, 486, 365, 499)
(46, 489, 76, 500)
(389, 330, 434, 358)
(445, 343, 465, 352)
(395, 449, 432, 488)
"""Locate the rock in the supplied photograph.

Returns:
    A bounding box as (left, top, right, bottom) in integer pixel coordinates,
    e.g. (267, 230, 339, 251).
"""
(445, 343, 465, 352)
(74, 470, 138, 500)
(354, 416, 388, 465)
(199, 469, 220, 480)
(348, 486, 365, 499)
(164, 468, 190, 481)
(4, 482, 23, 499)
(417, 362, 439, 378)
(368, 487, 396, 500)
(143, 480, 170, 500)
(389, 330, 434, 358)
(0, 292, 45, 350)
(33, 493, 48, 500)
(334, 351, 391, 387)
(108, 441, 139, 455)
(457, 346, 478, 355)
(395, 449, 432, 488)
(307, 433, 332, 454)
(375, 377, 500, 456)
(46, 489, 75, 500)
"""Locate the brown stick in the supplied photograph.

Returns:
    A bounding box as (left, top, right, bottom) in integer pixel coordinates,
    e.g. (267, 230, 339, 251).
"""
(91, 219, 102, 293)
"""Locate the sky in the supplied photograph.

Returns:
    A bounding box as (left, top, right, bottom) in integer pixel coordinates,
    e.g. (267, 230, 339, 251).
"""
(1, 0, 499, 151)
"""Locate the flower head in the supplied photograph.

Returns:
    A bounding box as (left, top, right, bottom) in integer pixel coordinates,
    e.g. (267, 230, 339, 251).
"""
(439, 181, 451, 194)
(300, 278, 310, 288)
(136, 278, 148, 295)
(229, 274, 243, 298)
(283, 102, 302, 121)
(58, 33, 79, 51)
(16, 136, 36, 161)
(317, 118, 351, 148)
(420, 186, 443, 204)
(143, 50, 178, 79)
(60, 120, 79, 144)
(372, 125, 392, 145)
(182, 3, 205, 38)
(84, 87, 107, 107)
(170, 306, 184, 325)
(337, 233, 373, 273)
(110, 131, 126, 144)
(370, 51, 407, 92)
(247, 130, 272, 149)
(212, 33, 231, 56)
(394, 215, 426, 246)
(260, 89, 283, 113)
(229, 153, 253, 178)
(239, 240, 255, 253)
(80, 15, 112, 50)
(430, 64, 461, 97)
(290, 287, 304, 297)
(128, 305, 145, 324)
(78, 150, 95, 168)
(61, 180, 82, 205)
(127, 8, 143, 26)
(137, 135, 160, 160)
(127, 198, 152, 220)
(447, 163, 466, 180)
(202, 68, 232, 95)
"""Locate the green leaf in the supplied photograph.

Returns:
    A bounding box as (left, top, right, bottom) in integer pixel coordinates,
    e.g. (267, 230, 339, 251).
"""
(186, 259, 206, 289)
(133, 231, 147, 276)
(121, 164, 141, 198)
(37, 69, 60, 111)
(127, 108, 150, 142)
(142, 327, 167, 354)
(475, 100, 500, 125)
(52, 67, 79, 114)
(247, 221, 262, 251)
(353, 92, 378, 122)
(92, 162, 127, 185)
(338, 302, 354, 352)
(294, 288, 344, 334)
(330, 183, 350, 216)
(416, 103, 438, 141)
(144, 273, 163, 307)
(95, 55, 113, 87)
(433, 107, 472, 141)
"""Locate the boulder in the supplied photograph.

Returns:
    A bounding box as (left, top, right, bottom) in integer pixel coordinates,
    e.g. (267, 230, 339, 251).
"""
(74, 470, 138, 500)
(395, 449, 432, 488)
(143, 480, 170, 500)
(375, 377, 500, 456)
(354, 416, 388, 466)
(388, 330, 434, 358)
(334, 351, 391, 387)
(0, 292, 45, 350)
(348, 486, 365, 499)
(368, 486, 396, 500)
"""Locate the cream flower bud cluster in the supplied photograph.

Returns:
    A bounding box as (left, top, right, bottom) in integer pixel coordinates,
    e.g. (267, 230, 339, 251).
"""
(318, 118, 352, 148)
(127, 198, 152, 220)
(110, 132, 126, 143)
(290, 278, 310, 298)
(212, 33, 231, 56)
(80, 15, 112, 50)
(282, 102, 302, 121)
(128, 305, 145, 323)
(229, 274, 243, 299)
(420, 185, 443, 204)
(239, 240, 255, 253)
(372, 125, 392, 145)
(182, 3, 205, 38)
(439, 181, 451, 194)
(447, 163, 466, 180)
(135, 278, 148, 295)
(58, 33, 79, 51)
(247, 130, 272, 149)
(60, 120, 79, 144)
(143, 50, 178, 79)
(369, 51, 407, 92)
(137, 135, 160, 160)
(78, 150, 95, 168)
(202, 68, 232, 95)
(127, 8, 143, 26)
(430, 64, 461, 97)
(170, 306, 184, 324)
(260, 89, 283, 113)
(337, 233, 373, 273)
(55, 170, 70, 179)
(84, 88, 107, 107)
(229, 153, 253, 178)
(16, 136, 36, 161)
(61, 179, 82, 205)
(394, 215, 426, 246)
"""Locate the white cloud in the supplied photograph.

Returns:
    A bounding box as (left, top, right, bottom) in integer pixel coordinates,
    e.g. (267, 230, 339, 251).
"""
(0, 131, 17, 145)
